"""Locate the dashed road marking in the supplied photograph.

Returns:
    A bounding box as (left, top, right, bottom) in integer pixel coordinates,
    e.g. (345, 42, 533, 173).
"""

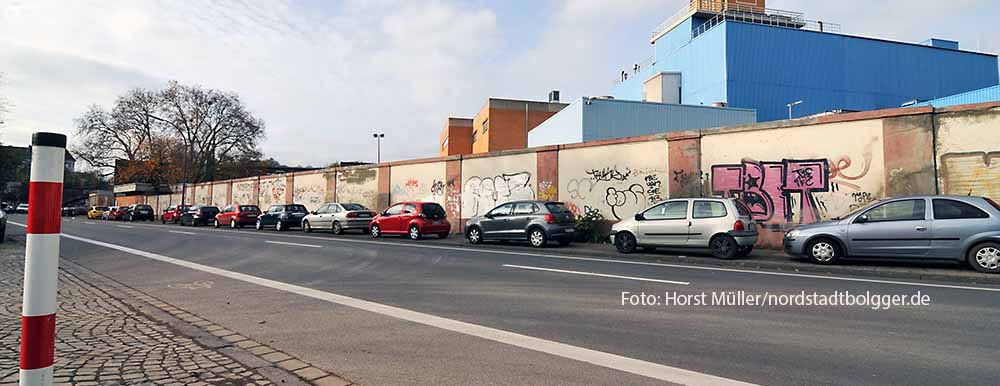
(265, 240, 321, 248)
(503, 264, 689, 285)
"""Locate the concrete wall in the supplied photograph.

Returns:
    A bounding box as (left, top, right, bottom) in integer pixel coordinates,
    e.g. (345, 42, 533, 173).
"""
(211, 182, 229, 207)
(558, 140, 669, 221)
(461, 152, 537, 218)
(232, 180, 257, 206)
(336, 167, 380, 211)
(292, 172, 326, 211)
(257, 177, 286, 210)
(194, 184, 211, 206)
(389, 161, 447, 206)
(935, 106, 1000, 201)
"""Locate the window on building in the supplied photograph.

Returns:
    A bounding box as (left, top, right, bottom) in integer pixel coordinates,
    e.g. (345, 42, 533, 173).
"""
(441, 137, 449, 150)
(471, 130, 478, 143)
(482, 119, 489, 133)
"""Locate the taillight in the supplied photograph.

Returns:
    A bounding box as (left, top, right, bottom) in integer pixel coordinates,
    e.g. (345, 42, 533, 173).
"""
(985, 198, 1000, 212)
(347, 212, 358, 218)
(733, 220, 745, 232)
(545, 214, 556, 224)
(418, 213, 427, 218)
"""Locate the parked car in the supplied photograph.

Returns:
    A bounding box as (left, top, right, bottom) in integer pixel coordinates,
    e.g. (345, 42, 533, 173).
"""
(61, 206, 76, 216)
(370, 201, 450, 240)
(784, 195, 1000, 273)
(214, 205, 261, 228)
(179, 206, 221, 226)
(101, 206, 116, 220)
(0, 206, 6, 243)
(465, 200, 576, 248)
(87, 206, 109, 219)
(161, 205, 190, 224)
(15, 204, 29, 214)
(610, 198, 758, 259)
(124, 204, 155, 221)
(255, 204, 309, 231)
(1, 202, 10, 212)
(302, 202, 375, 234)
(107, 206, 129, 221)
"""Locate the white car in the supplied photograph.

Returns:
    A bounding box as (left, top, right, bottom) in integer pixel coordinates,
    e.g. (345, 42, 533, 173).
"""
(15, 204, 29, 214)
(610, 198, 759, 259)
(302, 203, 376, 234)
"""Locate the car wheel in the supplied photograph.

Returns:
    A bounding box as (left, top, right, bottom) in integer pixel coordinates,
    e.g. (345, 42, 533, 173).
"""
(736, 245, 754, 257)
(370, 224, 381, 238)
(467, 227, 483, 244)
(213, 219, 220, 228)
(256, 219, 263, 230)
(711, 236, 738, 260)
(528, 228, 547, 248)
(408, 225, 421, 240)
(807, 238, 840, 265)
(614, 232, 637, 253)
(332, 221, 343, 235)
(161, 218, 166, 224)
(968, 242, 1000, 273)
(303, 220, 312, 233)
(230, 219, 237, 229)
(276, 221, 285, 232)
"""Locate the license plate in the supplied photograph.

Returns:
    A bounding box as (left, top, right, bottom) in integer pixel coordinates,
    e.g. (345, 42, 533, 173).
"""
(359, 213, 370, 217)
(432, 220, 443, 225)
(565, 228, 575, 233)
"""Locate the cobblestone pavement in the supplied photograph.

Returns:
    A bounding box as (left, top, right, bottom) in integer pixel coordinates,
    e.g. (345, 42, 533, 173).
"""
(0, 239, 353, 386)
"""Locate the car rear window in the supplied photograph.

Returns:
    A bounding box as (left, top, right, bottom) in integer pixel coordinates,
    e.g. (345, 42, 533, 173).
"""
(421, 203, 446, 218)
(136, 205, 152, 210)
(96, 207, 109, 211)
(239, 205, 259, 212)
(201, 206, 220, 214)
(342, 203, 367, 211)
(286, 205, 308, 213)
(545, 202, 571, 214)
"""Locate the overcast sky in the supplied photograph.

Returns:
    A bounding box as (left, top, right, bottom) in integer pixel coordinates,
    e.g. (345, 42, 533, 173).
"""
(1, 0, 997, 168)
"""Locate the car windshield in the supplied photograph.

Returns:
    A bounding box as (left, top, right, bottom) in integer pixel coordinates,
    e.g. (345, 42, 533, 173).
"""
(342, 203, 368, 211)
(545, 202, 571, 213)
(286, 205, 308, 213)
(422, 203, 446, 218)
(239, 205, 259, 212)
(136, 205, 152, 210)
(834, 200, 882, 220)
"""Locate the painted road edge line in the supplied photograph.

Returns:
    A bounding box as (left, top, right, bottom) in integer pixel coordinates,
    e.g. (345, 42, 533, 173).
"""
(115, 225, 133, 229)
(169, 230, 197, 235)
(504, 264, 690, 286)
(265, 240, 322, 248)
(53, 230, 755, 386)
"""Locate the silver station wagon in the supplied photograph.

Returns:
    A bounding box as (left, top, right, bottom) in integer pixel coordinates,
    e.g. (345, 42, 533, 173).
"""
(610, 198, 758, 259)
(783, 195, 1000, 273)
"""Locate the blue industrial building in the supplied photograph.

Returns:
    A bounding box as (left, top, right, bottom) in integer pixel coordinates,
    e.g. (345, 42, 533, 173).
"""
(528, 97, 755, 148)
(912, 84, 1000, 108)
(611, 1, 999, 122)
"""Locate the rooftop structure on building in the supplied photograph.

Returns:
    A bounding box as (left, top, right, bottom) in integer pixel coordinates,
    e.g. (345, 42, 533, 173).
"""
(440, 97, 568, 156)
(528, 97, 756, 148)
(612, 0, 999, 122)
(910, 84, 1000, 108)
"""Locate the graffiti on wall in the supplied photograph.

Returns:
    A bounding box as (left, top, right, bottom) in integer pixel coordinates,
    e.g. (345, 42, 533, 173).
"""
(232, 182, 254, 205)
(712, 159, 830, 224)
(941, 151, 1000, 199)
(294, 183, 324, 208)
(565, 165, 665, 220)
(391, 178, 446, 203)
(538, 180, 557, 201)
(463, 172, 535, 217)
(258, 178, 286, 208)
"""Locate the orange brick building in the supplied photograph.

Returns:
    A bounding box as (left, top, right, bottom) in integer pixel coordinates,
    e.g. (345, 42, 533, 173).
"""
(440, 98, 567, 156)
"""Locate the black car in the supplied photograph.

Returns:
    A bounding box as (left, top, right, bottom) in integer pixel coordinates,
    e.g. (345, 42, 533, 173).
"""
(0, 206, 7, 243)
(125, 204, 155, 221)
(180, 206, 221, 226)
(256, 204, 309, 231)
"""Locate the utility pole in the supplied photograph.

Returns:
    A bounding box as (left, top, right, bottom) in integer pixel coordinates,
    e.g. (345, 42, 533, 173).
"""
(372, 132, 385, 164)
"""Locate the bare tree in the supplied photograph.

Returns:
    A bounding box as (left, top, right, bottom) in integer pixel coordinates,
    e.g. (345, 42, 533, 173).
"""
(72, 88, 160, 175)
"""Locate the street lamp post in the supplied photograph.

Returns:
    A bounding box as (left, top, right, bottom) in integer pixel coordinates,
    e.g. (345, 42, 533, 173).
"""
(786, 100, 803, 120)
(373, 132, 385, 164)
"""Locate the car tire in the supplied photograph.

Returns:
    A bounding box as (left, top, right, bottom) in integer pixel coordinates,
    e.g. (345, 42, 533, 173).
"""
(332, 221, 343, 235)
(276, 221, 285, 232)
(614, 232, 637, 253)
(467, 226, 483, 244)
(256, 219, 263, 230)
(806, 238, 841, 265)
(408, 225, 421, 240)
(161, 218, 166, 224)
(213, 219, 220, 228)
(230, 219, 237, 229)
(370, 224, 381, 238)
(528, 228, 547, 248)
(968, 242, 1000, 273)
(303, 220, 312, 233)
(710, 235, 738, 260)
(736, 245, 754, 257)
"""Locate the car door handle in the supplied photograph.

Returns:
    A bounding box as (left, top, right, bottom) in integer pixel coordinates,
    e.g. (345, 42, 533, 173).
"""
(915, 226, 927, 231)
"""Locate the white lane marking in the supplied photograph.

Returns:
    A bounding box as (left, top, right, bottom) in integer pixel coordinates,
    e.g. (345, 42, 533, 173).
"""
(84, 221, 96, 225)
(115, 225, 133, 229)
(504, 264, 689, 285)
(48, 221, 1000, 293)
(265, 240, 321, 248)
(169, 230, 196, 235)
(56, 231, 755, 386)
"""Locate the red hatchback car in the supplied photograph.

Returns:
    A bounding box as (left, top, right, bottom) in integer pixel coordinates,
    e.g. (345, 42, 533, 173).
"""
(107, 206, 128, 221)
(214, 204, 261, 228)
(161, 205, 190, 224)
(370, 202, 450, 240)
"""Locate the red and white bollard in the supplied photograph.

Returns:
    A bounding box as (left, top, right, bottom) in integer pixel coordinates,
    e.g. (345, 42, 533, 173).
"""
(20, 132, 66, 386)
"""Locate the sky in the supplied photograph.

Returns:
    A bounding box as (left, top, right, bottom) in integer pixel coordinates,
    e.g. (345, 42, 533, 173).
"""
(1, 0, 998, 168)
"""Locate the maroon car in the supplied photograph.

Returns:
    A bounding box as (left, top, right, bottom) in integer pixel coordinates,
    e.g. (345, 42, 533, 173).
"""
(369, 201, 450, 240)
(161, 205, 190, 224)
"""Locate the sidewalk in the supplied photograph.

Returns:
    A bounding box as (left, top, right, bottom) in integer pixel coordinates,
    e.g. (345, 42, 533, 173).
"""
(0, 240, 354, 386)
(418, 234, 1000, 286)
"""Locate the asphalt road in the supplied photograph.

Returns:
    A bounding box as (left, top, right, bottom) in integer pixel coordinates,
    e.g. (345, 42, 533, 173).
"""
(7, 214, 1000, 386)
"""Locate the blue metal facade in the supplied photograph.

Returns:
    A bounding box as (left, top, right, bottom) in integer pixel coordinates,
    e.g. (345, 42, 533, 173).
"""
(527, 98, 755, 148)
(913, 85, 1000, 107)
(612, 19, 1000, 122)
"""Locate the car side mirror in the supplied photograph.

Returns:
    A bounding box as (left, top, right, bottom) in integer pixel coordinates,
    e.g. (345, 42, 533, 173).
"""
(311, 211, 317, 215)
(634, 213, 645, 221)
(856, 214, 869, 223)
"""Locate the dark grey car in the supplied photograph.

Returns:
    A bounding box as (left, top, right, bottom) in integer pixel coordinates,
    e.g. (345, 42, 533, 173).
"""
(0, 206, 6, 243)
(465, 201, 576, 248)
(784, 195, 1000, 273)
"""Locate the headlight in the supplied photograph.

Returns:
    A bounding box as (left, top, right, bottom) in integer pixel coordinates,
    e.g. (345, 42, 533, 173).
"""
(785, 230, 800, 238)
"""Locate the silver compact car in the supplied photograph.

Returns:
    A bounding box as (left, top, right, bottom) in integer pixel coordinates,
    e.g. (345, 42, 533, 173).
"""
(302, 202, 376, 234)
(610, 198, 758, 259)
(783, 195, 1000, 273)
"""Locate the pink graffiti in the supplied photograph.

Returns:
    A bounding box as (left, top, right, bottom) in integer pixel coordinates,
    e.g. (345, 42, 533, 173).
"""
(405, 178, 419, 189)
(712, 159, 829, 224)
